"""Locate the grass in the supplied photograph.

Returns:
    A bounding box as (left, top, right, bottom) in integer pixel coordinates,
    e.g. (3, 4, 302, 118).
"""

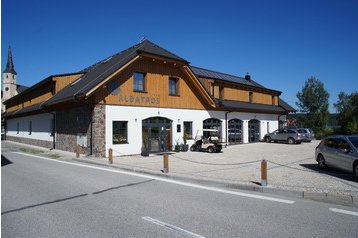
(19, 147, 62, 159)
(19, 147, 45, 154)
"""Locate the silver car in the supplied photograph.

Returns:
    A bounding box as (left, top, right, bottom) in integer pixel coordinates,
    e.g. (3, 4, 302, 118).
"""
(315, 135, 358, 177)
(297, 128, 315, 142)
(264, 128, 303, 144)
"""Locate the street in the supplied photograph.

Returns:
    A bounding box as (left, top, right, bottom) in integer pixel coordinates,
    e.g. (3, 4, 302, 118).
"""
(2, 150, 358, 238)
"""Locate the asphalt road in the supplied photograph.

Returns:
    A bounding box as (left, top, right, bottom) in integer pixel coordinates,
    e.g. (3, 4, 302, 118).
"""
(2, 150, 358, 238)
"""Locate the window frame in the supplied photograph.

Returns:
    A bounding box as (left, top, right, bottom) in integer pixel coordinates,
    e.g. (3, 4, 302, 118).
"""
(169, 77, 180, 96)
(112, 121, 128, 144)
(133, 72, 146, 92)
(249, 92, 253, 103)
(219, 87, 224, 100)
(183, 121, 193, 139)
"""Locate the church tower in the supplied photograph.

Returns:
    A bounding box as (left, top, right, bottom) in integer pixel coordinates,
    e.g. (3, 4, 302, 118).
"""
(3, 46, 18, 101)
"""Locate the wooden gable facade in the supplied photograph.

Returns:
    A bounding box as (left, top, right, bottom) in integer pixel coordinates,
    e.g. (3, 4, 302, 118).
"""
(91, 56, 214, 110)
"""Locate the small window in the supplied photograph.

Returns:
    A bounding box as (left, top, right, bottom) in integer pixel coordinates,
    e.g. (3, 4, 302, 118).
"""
(177, 124, 181, 133)
(17, 122, 19, 134)
(210, 83, 214, 96)
(113, 121, 128, 144)
(184, 121, 193, 139)
(133, 72, 146, 92)
(219, 87, 224, 100)
(169, 77, 179, 96)
(29, 121, 32, 135)
(249, 92, 253, 103)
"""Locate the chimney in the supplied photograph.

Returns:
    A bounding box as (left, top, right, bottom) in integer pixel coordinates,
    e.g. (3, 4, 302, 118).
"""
(245, 72, 251, 81)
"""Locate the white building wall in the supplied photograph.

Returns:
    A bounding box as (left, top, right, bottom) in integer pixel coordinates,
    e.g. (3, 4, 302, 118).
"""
(106, 105, 283, 156)
(227, 112, 279, 143)
(6, 113, 54, 142)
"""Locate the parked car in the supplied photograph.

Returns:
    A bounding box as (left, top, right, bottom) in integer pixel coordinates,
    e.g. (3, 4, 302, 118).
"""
(297, 128, 315, 142)
(264, 128, 303, 144)
(190, 129, 223, 153)
(315, 135, 358, 177)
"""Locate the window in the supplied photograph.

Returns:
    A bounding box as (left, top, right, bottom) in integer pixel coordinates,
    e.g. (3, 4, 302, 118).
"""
(210, 83, 214, 95)
(133, 72, 146, 92)
(29, 121, 32, 135)
(113, 121, 128, 144)
(272, 96, 275, 105)
(177, 124, 181, 133)
(249, 92, 253, 103)
(169, 77, 179, 95)
(219, 87, 224, 99)
(17, 122, 19, 134)
(184, 121, 193, 139)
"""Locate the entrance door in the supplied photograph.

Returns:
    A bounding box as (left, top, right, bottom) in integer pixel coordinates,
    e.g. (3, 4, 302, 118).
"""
(142, 117, 172, 153)
(228, 119, 242, 144)
(248, 119, 260, 143)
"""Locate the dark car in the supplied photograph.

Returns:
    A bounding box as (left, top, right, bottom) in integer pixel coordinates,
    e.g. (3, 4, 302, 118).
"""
(297, 128, 315, 142)
(264, 128, 303, 144)
(315, 135, 358, 177)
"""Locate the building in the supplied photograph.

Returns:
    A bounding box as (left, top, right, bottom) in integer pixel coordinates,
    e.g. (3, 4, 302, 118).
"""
(1, 46, 28, 113)
(3, 40, 295, 156)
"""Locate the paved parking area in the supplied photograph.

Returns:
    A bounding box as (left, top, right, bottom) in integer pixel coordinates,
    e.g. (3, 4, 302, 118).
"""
(106, 140, 358, 196)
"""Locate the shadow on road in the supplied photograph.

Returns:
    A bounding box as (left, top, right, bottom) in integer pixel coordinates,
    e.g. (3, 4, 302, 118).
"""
(1, 155, 13, 167)
(1, 193, 88, 215)
(300, 163, 358, 183)
(2, 179, 155, 215)
(92, 179, 154, 195)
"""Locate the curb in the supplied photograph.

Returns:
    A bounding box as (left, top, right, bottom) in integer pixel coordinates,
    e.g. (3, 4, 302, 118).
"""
(72, 158, 358, 208)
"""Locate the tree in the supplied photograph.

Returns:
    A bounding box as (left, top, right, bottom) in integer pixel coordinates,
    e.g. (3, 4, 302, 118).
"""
(296, 77, 330, 133)
(334, 91, 358, 134)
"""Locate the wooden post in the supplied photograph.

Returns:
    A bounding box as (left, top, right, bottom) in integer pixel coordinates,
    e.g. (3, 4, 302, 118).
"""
(109, 148, 113, 164)
(76, 145, 80, 158)
(261, 160, 267, 186)
(163, 154, 169, 173)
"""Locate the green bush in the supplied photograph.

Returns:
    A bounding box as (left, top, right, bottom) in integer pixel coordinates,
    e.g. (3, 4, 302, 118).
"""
(315, 128, 334, 140)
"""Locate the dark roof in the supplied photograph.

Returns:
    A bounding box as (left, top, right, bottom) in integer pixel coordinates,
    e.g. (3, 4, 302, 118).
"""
(44, 40, 188, 107)
(16, 84, 29, 93)
(279, 99, 296, 112)
(215, 99, 287, 114)
(190, 66, 281, 94)
(2, 103, 43, 118)
(3, 46, 17, 75)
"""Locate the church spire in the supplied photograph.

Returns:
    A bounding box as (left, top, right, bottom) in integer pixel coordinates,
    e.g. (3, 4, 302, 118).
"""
(3, 45, 17, 75)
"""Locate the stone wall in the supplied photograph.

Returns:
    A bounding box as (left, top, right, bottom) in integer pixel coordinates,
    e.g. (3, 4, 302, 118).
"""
(6, 135, 53, 148)
(55, 104, 106, 157)
(56, 105, 92, 154)
(92, 104, 106, 157)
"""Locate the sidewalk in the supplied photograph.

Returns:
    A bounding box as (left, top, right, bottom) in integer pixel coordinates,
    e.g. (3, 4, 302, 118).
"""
(2, 140, 358, 207)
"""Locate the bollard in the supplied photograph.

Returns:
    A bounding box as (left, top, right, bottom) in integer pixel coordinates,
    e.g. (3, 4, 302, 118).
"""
(163, 154, 169, 173)
(261, 159, 267, 186)
(76, 145, 80, 158)
(109, 148, 113, 164)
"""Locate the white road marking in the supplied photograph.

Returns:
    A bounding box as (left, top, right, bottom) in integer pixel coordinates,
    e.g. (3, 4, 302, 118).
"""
(13, 152, 295, 204)
(329, 208, 358, 217)
(142, 216, 205, 238)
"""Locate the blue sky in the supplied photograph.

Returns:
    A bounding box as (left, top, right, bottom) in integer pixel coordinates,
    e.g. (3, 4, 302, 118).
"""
(2, 0, 358, 112)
